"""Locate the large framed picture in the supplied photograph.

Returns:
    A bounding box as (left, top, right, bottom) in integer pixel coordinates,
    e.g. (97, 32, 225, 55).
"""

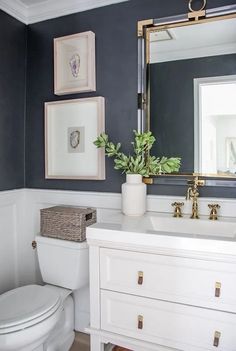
(45, 97, 105, 180)
(54, 31, 96, 95)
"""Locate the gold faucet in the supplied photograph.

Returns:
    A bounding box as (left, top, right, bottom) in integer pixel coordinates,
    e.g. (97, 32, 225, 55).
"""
(186, 176, 205, 219)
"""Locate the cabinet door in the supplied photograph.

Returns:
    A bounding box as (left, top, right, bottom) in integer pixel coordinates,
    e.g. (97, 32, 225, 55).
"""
(101, 290, 236, 351)
(100, 248, 236, 312)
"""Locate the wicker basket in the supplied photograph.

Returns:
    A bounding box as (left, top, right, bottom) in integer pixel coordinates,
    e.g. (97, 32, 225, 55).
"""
(40, 206, 96, 242)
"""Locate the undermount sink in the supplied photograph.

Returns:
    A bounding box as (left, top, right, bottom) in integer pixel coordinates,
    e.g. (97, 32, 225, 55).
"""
(150, 216, 236, 238)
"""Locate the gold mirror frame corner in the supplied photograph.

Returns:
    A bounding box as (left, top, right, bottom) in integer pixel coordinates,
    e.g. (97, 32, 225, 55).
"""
(137, 19, 154, 38)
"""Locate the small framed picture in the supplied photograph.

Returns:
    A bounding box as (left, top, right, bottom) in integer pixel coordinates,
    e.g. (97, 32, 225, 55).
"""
(45, 97, 105, 180)
(54, 31, 96, 95)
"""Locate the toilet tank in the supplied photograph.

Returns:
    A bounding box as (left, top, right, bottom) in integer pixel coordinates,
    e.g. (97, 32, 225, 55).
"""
(36, 235, 89, 290)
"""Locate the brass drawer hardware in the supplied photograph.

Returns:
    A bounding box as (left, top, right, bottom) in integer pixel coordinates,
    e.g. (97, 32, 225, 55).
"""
(32, 240, 37, 250)
(208, 204, 221, 220)
(138, 271, 144, 285)
(138, 315, 143, 330)
(215, 282, 221, 298)
(213, 331, 221, 347)
(171, 202, 184, 218)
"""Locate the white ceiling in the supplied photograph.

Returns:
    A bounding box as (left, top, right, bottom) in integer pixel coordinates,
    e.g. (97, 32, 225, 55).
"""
(0, 0, 129, 24)
(150, 17, 236, 63)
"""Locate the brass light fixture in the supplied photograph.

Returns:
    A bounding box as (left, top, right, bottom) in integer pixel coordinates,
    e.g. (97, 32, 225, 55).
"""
(188, 0, 207, 12)
(188, 0, 207, 20)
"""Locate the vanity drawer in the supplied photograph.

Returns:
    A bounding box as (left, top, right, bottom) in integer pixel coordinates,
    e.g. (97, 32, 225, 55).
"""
(101, 290, 236, 351)
(100, 248, 236, 312)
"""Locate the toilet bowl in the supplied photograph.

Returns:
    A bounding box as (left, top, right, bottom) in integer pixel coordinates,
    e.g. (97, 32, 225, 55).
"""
(0, 235, 89, 351)
(0, 285, 63, 351)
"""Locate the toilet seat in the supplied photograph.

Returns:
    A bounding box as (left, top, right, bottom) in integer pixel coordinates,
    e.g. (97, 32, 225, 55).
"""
(0, 285, 62, 334)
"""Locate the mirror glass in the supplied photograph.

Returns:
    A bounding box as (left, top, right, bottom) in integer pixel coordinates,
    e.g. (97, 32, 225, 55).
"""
(149, 17, 236, 176)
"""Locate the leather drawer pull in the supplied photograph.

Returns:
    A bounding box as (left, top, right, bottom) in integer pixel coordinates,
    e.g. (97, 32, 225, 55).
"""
(215, 282, 221, 298)
(213, 331, 221, 347)
(138, 271, 143, 285)
(138, 315, 143, 330)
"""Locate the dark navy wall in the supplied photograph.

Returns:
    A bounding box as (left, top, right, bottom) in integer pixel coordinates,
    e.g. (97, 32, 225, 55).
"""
(0, 10, 26, 190)
(25, 0, 236, 197)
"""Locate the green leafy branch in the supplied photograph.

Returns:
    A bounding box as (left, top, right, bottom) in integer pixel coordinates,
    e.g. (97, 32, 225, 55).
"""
(94, 130, 181, 177)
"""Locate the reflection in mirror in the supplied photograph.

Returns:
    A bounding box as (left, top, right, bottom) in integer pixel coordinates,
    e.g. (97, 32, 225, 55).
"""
(195, 76, 236, 176)
(149, 16, 236, 177)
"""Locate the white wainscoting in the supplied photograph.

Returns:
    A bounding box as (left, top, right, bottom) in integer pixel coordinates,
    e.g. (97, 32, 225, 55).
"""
(0, 189, 24, 294)
(2, 188, 236, 290)
(1, 188, 236, 331)
(12, 188, 236, 285)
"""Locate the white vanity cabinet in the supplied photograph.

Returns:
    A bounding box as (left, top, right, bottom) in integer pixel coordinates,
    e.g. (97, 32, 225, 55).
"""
(100, 248, 236, 313)
(86, 215, 236, 351)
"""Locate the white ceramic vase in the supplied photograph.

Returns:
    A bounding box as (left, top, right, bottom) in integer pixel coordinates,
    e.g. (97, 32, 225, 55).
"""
(121, 174, 147, 216)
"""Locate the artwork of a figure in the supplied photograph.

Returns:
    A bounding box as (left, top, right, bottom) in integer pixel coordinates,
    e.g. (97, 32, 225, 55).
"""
(68, 127, 85, 154)
(70, 130, 80, 149)
(69, 53, 80, 78)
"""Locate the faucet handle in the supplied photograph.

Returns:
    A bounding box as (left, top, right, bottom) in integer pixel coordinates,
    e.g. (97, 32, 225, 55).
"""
(171, 202, 184, 218)
(208, 204, 221, 220)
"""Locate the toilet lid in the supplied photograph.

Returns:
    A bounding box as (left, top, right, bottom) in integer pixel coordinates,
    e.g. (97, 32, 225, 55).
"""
(0, 285, 61, 332)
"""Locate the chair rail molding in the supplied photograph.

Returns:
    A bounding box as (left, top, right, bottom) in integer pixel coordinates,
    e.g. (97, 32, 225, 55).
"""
(0, 0, 129, 25)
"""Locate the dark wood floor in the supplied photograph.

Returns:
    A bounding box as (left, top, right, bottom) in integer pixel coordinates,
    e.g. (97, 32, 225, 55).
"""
(69, 332, 90, 351)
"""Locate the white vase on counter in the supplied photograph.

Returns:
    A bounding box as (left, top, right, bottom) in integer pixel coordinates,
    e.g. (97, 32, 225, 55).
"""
(122, 174, 147, 216)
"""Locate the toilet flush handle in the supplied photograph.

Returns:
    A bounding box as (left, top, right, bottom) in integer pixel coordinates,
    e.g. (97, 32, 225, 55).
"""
(32, 240, 37, 250)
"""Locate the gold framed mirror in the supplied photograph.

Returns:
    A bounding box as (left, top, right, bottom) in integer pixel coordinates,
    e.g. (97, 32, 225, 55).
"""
(138, 2, 236, 185)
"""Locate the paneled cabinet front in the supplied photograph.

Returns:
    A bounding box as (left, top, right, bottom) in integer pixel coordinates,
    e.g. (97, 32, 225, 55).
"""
(89, 244, 236, 351)
(100, 248, 236, 312)
(101, 290, 236, 351)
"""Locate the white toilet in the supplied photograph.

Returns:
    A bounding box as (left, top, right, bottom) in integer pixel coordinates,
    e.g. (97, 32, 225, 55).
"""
(0, 235, 89, 351)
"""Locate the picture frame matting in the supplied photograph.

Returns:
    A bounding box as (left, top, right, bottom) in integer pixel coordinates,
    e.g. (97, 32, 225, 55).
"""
(54, 31, 96, 95)
(45, 97, 105, 180)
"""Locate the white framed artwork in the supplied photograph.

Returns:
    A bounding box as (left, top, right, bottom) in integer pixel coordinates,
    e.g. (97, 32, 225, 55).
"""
(54, 31, 96, 95)
(45, 97, 105, 180)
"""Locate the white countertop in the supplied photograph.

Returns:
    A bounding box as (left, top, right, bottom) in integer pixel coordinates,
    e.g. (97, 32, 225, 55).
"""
(87, 211, 236, 259)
